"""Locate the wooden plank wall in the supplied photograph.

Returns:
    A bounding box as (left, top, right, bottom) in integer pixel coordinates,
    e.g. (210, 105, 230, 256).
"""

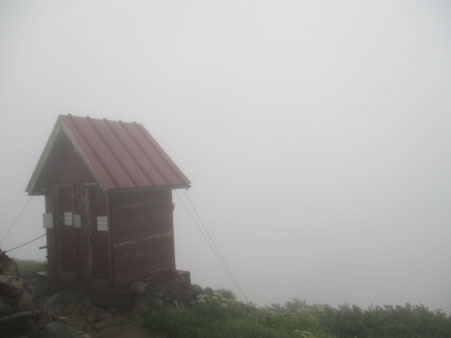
(109, 189, 175, 288)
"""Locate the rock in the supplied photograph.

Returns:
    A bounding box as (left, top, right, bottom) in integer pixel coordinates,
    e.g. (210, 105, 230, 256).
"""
(153, 298, 164, 307)
(96, 312, 114, 322)
(143, 294, 155, 305)
(94, 317, 113, 330)
(204, 287, 214, 296)
(16, 286, 34, 310)
(0, 252, 19, 276)
(132, 301, 149, 314)
(36, 316, 48, 330)
(191, 284, 203, 296)
(0, 296, 11, 314)
(44, 321, 81, 338)
(155, 270, 177, 284)
(129, 281, 146, 296)
(64, 302, 78, 315)
(132, 295, 154, 313)
(86, 314, 97, 324)
(163, 283, 189, 303)
(42, 292, 65, 318)
(79, 298, 103, 317)
(43, 292, 98, 320)
(177, 270, 191, 284)
(66, 315, 89, 331)
(0, 252, 40, 336)
(0, 275, 25, 297)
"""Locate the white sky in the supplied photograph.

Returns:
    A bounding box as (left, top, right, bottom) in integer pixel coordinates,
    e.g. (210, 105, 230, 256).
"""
(1, 0, 451, 312)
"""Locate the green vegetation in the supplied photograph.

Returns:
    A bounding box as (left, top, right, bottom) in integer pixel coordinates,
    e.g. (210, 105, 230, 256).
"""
(13, 258, 51, 300)
(9, 260, 451, 337)
(145, 293, 451, 338)
(145, 292, 300, 338)
(14, 258, 46, 282)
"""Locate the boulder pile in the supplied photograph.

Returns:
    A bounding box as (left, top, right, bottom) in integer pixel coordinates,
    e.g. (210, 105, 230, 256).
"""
(0, 250, 41, 335)
(130, 277, 205, 313)
(36, 272, 213, 336)
(0, 253, 217, 336)
(0, 251, 35, 314)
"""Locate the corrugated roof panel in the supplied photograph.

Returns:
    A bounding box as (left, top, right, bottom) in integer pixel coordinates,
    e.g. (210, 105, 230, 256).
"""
(107, 120, 167, 186)
(68, 116, 136, 188)
(60, 115, 117, 190)
(136, 123, 191, 184)
(88, 118, 152, 187)
(119, 121, 181, 185)
(57, 115, 190, 191)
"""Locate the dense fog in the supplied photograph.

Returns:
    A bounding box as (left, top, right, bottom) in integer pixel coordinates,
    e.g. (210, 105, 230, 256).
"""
(1, 1, 450, 312)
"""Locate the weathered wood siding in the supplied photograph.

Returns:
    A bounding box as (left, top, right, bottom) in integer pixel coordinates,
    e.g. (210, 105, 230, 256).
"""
(44, 132, 96, 284)
(109, 189, 175, 288)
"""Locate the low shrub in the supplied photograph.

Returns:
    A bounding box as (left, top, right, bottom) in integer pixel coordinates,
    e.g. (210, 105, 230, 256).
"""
(144, 293, 451, 338)
(144, 303, 292, 338)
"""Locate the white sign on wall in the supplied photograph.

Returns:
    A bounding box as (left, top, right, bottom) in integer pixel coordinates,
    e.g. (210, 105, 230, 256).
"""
(43, 213, 53, 229)
(97, 216, 109, 231)
(73, 214, 81, 228)
(64, 212, 73, 226)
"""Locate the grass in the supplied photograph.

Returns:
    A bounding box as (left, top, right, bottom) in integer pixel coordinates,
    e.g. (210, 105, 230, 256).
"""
(145, 304, 296, 338)
(144, 293, 332, 338)
(14, 259, 46, 282)
(144, 293, 451, 338)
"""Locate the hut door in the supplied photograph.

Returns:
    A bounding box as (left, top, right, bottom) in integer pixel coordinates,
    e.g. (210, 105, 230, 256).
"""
(55, 185, 76, 281)
(85, 185, 110, 286)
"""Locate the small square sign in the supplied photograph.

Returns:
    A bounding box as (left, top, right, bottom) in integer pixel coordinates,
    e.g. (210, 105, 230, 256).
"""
(43, 213, 53, 229)
(64, 212, 73, 226)
(97, 216, 108, 231)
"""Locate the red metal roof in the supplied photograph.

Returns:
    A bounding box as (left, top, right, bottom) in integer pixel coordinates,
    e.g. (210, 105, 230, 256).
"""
(26, 115, 190, 194)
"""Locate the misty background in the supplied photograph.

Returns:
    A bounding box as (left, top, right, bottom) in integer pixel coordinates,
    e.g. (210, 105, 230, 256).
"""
(1, 1, 451, 312)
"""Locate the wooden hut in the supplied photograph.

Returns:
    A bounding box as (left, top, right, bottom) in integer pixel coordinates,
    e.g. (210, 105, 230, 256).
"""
(26, 115, 190, 290)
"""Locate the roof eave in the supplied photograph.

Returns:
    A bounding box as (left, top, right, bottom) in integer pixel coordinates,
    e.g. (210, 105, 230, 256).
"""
(26, 115, 109, 195)
(25, 119, 63, 195)
(106, 183, 191, 194)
